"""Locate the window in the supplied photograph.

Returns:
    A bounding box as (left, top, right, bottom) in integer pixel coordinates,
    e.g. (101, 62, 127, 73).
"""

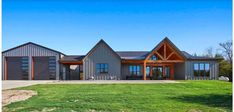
(21, 57, 29, 80)
(149, 54, 160, 60)
(129, 65, 141, 76)
(48, 57, 56, 79)
(146, 66, 150, 77)
(96, 63, 108, 74)
(205, 63, 210, 77)
(199, 63, 205, 76)
(165, 67, 170, 79)
(193, 63, 199, 77)
(193, 63, 210, 78)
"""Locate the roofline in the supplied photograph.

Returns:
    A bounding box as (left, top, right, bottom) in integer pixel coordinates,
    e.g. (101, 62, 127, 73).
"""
(2, 42, 65, 55)
(145, 37, 187, 60)
(83, 39, 121, 61)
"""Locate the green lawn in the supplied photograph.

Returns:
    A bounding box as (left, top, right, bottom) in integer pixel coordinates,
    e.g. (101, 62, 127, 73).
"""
(3, 81, 232, 112)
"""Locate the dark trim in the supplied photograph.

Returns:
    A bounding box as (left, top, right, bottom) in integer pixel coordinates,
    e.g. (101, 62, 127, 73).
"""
(2, 42, 65, 55)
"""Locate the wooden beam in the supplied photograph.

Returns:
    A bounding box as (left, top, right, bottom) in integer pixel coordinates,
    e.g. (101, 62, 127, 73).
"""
(155, 51, 164, 60)
(121, 60, 144, 64)
(166, 52, 175, 60)
(146, 60, 184, 63)
(143, 61, 146, 80)
(145, 42, 165, 60)
(165, 42, 184, 60)
(59, 61, 83, 65)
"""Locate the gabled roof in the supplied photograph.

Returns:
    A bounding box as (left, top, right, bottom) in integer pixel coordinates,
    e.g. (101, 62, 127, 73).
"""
(2, 42, 65, 55)
(83, 39, 121, 61)
(145, 37, 186, 60)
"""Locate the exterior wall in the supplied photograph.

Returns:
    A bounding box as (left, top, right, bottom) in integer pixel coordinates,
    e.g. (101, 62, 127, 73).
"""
(83, 42, 121, 80)
(2, 44, 62, 80)
(174, 63, 185, 80)
(121, 64, 144, 79)
(185, 60, 219, 80)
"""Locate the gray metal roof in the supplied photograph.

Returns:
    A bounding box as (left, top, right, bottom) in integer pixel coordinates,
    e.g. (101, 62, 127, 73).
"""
(181, 51, 221, 60)
(60, 51, 220, 62)
(60, 55, 85, 62)
(116, 51, 149, 60)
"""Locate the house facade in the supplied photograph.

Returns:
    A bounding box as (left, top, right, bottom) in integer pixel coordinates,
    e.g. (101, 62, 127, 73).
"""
(2, 37, 220, 80)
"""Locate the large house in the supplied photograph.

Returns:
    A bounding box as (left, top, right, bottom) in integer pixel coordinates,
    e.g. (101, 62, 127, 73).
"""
(2, 37, 220, 80)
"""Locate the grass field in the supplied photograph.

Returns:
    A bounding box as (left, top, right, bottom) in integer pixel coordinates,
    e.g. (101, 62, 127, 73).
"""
(3, 81, 232, 112)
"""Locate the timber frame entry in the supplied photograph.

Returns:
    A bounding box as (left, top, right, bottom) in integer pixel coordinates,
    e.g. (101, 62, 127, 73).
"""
(142, 38, 185, 80)
(143, 38, 185, 80)
(120, 38, 186, 80)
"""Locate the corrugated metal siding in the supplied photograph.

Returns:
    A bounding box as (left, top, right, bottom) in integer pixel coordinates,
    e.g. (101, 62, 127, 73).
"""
(2, 43, 61, 80)
(83, 42, 121, 80)
(185, 60, 219, 80)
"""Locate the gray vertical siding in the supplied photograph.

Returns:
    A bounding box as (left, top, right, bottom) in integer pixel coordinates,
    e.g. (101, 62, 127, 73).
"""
(83, 42, 121, 80)
(174, 63, 185, 80)
(2, 43, 62, 80)
(185, 60, 219, 80)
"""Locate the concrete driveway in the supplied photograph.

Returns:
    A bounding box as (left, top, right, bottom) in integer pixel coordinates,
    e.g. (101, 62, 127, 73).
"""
(2, 80, 179, 90)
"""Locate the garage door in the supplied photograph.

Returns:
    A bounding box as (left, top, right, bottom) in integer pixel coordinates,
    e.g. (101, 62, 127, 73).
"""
(33, 57, 56, 80)
(7, 57, 29, 80)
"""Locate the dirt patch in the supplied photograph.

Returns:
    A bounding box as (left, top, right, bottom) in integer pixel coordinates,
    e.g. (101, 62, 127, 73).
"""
(2, 90, 37, 106)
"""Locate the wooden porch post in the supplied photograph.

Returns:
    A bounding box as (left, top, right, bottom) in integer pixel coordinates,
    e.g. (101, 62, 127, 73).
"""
(143, 61, 146, 80)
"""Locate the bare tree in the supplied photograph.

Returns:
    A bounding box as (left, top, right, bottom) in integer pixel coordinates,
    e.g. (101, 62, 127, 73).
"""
(204, 47, 214, 57)
(219, 41, 233, 64)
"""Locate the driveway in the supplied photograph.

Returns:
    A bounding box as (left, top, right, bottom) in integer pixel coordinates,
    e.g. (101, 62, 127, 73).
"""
(2, 80, 180, 90)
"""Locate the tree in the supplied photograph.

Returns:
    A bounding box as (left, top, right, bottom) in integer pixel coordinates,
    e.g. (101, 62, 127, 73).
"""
(219, 60, 232, 82)
(219, 41, 232, 64)
(219, 40, 232, 82)
(204, 47, 214, 57)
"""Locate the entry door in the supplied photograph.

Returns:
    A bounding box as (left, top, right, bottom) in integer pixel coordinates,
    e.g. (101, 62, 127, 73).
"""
(152, 66, 163, 80)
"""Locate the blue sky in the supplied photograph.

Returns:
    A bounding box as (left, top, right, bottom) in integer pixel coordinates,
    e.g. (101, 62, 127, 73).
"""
(3, 0, 232, 55)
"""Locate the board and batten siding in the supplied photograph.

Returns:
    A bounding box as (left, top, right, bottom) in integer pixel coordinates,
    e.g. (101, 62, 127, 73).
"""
(83, 42, 121, 80)
(2, 43, 62, 80)
(185, 60, 219, 80)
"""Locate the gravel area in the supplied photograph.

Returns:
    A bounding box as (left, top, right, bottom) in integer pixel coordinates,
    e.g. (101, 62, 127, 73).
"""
(2, 90, 37, 106)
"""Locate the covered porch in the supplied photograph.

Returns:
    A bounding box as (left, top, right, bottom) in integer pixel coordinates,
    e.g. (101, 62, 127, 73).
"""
(122, 38, 185, 80)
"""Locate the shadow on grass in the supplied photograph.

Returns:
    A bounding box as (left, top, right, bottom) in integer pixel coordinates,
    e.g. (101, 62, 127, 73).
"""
(170, 94, 232, 110)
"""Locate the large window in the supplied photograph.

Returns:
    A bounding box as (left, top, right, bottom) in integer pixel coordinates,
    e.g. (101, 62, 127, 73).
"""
(96, 63, 108, 74)
(129, 65, 141, 76)
(193, 63, 210, 78)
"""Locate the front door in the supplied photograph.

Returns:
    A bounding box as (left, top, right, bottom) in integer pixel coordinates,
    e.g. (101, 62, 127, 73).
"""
(152, 66, 163, 80)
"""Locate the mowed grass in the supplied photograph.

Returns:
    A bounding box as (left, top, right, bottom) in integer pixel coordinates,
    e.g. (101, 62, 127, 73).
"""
(3, 81, 232, 112)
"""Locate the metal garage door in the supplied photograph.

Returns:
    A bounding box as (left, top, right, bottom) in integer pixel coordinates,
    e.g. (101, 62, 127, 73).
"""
(7, 57, 29, 80)
(33, 57, 56, 80)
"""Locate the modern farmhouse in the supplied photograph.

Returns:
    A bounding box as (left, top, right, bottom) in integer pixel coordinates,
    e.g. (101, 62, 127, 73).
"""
(2, 37, 220, 80)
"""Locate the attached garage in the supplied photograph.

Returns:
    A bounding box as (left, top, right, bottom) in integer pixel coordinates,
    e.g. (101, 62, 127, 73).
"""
(6, 57, 29, 80)
(33, 57, 56, 80)
(2, 42, 64, 80)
